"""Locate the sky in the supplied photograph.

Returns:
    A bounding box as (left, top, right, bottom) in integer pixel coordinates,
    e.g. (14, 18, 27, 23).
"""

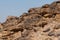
(0, 0, 56, 23)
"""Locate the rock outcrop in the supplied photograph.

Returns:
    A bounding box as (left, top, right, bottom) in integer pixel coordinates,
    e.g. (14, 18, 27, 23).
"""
(0, 1, 60, 40)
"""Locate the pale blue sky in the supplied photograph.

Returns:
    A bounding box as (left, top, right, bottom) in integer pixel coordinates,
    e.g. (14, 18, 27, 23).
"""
(0, 0, 56, 22)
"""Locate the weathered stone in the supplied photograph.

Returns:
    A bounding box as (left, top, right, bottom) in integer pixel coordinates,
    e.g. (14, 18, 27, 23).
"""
(1, 1, 60, 40)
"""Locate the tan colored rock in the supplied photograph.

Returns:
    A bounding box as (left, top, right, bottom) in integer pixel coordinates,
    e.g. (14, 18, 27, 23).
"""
(1, 1, 60, 40)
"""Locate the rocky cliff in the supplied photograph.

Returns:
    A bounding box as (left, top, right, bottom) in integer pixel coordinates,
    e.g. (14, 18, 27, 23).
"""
(0, 1, 60, 40)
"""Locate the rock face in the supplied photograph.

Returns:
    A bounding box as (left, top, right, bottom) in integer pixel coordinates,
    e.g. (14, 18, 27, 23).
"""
(1, 1, 60, 40)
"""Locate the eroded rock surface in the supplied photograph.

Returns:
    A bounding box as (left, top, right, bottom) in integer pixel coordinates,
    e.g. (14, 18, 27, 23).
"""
(0, 1, 60, 40)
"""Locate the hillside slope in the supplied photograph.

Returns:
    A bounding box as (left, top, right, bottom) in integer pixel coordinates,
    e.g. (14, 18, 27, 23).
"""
(0, 1, 60, 40)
